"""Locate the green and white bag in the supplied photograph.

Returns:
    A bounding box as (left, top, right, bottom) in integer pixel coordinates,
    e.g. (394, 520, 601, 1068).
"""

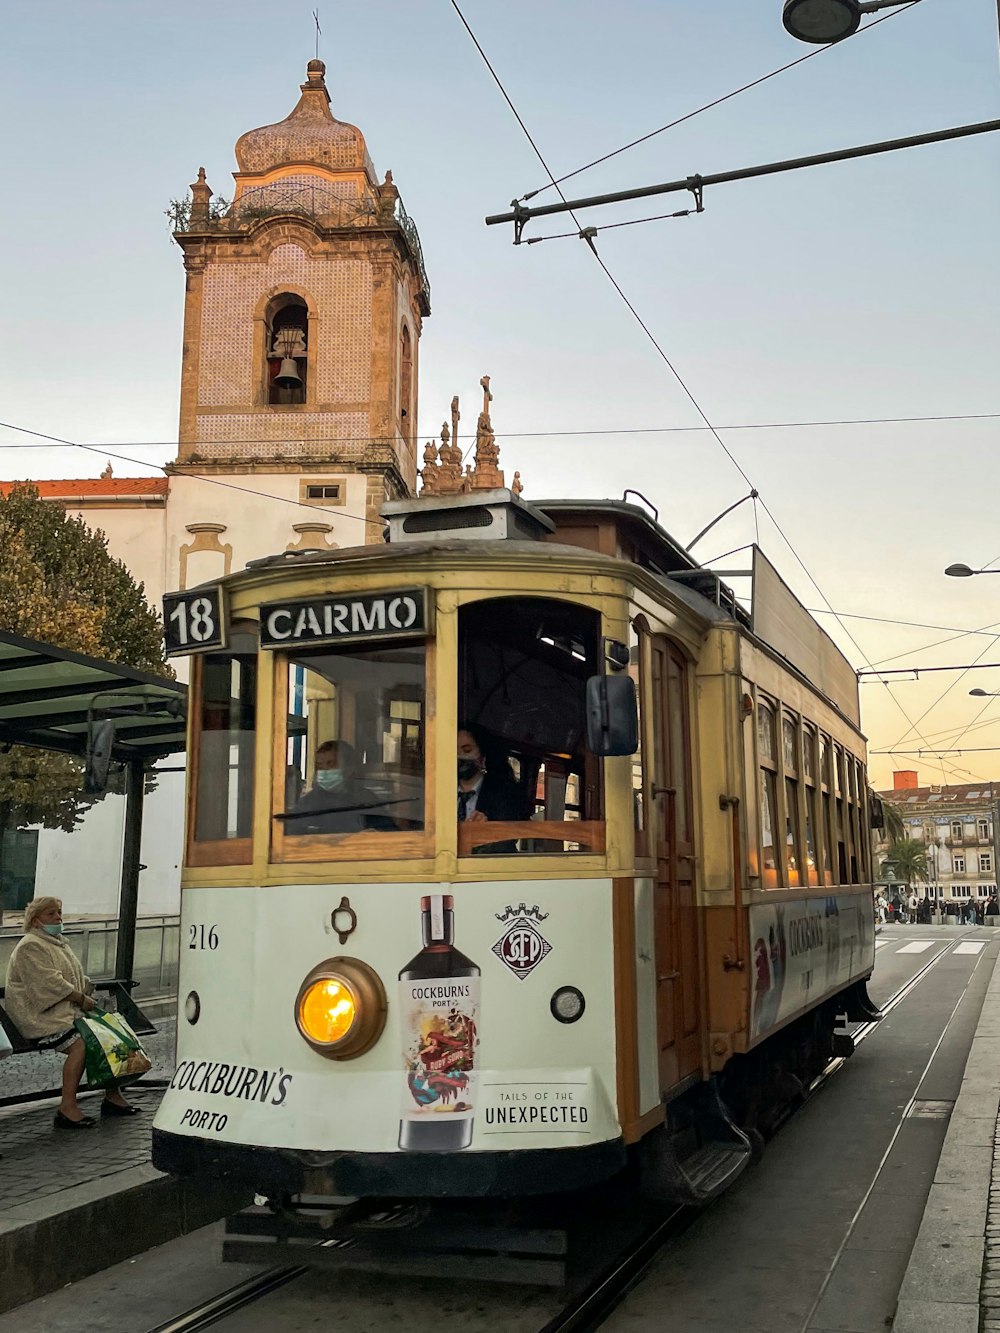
(74, 1008, 152, 1088)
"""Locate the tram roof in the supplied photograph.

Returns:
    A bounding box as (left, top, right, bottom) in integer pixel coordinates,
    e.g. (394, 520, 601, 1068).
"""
(0, 631, 186, 763)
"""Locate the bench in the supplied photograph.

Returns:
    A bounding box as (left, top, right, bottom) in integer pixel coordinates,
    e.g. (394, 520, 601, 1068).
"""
(0, 979, 156, 1054)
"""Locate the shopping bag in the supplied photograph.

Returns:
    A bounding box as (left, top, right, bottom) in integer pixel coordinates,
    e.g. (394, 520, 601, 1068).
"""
(74, 1008, 152, 1088)
(0, 1022, 12, 1061)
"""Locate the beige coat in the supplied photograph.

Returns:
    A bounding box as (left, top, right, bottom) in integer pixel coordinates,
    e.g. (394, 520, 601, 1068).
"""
(4, 930, 93, 1039)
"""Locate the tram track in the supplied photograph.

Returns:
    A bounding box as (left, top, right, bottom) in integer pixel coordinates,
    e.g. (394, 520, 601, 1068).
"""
(142, 948, 952, 1333)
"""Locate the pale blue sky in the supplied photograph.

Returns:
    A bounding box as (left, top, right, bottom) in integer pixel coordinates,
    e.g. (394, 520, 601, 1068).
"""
(1, 0, 997, 785)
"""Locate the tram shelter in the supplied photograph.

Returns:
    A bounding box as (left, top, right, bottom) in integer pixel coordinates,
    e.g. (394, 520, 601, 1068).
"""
(0, 630, 186, 990)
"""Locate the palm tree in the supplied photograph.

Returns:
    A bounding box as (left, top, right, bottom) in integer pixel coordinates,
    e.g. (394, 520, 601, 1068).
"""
(881, 800, 906, 846)
(881, 838, 929, 885)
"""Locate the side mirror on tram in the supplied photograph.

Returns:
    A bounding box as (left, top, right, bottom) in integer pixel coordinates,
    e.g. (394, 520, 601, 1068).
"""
(585, 674, 639, 756)
(85, 718, 116, 795)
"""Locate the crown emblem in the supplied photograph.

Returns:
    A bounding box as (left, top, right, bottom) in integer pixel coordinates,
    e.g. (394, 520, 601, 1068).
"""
(494, 902, 549, 924)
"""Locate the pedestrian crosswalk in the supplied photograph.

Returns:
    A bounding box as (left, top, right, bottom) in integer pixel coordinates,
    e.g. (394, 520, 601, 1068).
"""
(875, 937, 988, 958)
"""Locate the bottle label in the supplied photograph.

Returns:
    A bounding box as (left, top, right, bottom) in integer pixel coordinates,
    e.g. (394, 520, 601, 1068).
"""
(399, 977, 480, 1123)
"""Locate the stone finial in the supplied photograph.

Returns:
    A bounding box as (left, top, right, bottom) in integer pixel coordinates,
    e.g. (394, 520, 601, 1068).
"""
(468, 373, 504, 491)
(419, 441, 442, 496)
(377, 168, 399, 219)
(190, 167, 213, 226)
(511, 471, 524, 497)
(100, 461, 113, 480)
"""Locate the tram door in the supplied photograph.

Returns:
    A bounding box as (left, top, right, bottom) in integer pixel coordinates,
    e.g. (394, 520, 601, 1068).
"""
(650, 638, 701, 1093)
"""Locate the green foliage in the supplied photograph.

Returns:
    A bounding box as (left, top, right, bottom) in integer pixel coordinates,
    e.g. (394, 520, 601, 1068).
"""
(0, 484, 169, 833)
(881, 800, 906, 846)
(881, 837, 929, 885)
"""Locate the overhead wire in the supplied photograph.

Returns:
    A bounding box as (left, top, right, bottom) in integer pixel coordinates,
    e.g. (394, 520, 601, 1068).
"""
(0, 410, 995, 450)
(0, 419, 386, 534)
(448, 0, 955, 784)
(520, 1, 921, 201)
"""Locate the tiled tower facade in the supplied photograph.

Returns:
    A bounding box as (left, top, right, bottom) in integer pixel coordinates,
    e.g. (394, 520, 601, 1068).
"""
(171, 60, 430, 504)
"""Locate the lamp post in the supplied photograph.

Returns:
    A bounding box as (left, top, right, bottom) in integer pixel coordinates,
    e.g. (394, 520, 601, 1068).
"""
(782, 0, 918, 44)
(945, 564, 1000, 579)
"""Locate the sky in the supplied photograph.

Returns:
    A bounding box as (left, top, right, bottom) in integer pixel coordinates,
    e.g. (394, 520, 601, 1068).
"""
(1, 0, 998, 790)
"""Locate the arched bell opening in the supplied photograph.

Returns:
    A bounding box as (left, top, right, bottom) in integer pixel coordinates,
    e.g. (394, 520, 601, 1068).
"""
(266, 293, 309, 405)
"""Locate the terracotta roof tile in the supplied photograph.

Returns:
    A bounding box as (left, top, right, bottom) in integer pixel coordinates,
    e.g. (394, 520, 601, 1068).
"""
(0, 478, 168, 499)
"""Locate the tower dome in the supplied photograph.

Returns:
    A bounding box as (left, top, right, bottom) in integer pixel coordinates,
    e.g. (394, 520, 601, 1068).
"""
(235, 60, 376, 181)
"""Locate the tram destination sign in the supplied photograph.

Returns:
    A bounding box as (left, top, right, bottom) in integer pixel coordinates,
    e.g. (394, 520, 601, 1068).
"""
(162, 586, 227, 657)
(259, 588, 429, 649)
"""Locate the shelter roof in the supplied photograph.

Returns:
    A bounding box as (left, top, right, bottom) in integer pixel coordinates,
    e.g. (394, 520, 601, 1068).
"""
(0, 631, 185, 763)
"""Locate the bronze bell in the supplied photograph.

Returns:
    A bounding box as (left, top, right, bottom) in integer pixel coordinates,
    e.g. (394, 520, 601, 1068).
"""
(275, 358, 303, 389)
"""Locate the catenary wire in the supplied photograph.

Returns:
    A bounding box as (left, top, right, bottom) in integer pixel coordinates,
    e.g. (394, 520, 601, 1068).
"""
(521, 2, 921, 201)
(450, 0, 955, 785)
(0, 411, 994, 449)
(0, 419, 385, 534)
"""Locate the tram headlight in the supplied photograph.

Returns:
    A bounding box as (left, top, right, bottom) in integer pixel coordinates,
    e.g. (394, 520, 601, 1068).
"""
(294, 957, 387, 1060)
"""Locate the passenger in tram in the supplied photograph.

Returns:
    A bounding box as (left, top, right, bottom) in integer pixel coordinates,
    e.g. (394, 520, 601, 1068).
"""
(288, 740, 394, 835)
(457, 725, 522, 854)
(4, 897, 135, 1128)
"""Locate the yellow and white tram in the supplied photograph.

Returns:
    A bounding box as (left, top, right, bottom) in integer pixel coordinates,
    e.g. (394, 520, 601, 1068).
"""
(152, 488, 876, 1203)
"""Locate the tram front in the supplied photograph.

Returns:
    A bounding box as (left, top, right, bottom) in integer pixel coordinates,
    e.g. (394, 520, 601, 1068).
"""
(152, 513, 644, 1198)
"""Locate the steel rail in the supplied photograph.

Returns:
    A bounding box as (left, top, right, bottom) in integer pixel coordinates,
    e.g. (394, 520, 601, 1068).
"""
(139, 937, 965, 1333)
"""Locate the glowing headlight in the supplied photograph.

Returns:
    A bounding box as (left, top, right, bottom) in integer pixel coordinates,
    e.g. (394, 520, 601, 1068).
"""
(298, 978, 356, 1045)
(294, 957, 387, 1060)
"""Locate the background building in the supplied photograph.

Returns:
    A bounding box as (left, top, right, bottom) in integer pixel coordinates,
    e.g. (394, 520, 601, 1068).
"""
(0, 60, 435, 915)
(875, 771, 1000, 907)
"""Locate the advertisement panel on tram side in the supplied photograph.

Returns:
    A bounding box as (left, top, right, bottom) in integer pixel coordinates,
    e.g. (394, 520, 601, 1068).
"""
(748, 892, 875, 1041)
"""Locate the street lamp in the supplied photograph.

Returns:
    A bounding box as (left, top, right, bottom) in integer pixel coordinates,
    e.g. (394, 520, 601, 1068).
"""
(945, 563, 1000, 578)
(783, 0, 918, 44)
(970, 689, 1000, 698)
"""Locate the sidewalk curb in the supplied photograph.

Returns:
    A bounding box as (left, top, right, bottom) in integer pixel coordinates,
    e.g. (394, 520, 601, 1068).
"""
(892, 944, 1000, 1332)
(0, 1166, 251, 1314)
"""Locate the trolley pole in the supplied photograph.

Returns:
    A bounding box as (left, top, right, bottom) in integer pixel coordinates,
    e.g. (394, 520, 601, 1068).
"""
(486, 119, 1000, 243)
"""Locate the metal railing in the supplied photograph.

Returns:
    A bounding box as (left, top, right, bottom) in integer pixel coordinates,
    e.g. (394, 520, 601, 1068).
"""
(0, 916, 179, 998)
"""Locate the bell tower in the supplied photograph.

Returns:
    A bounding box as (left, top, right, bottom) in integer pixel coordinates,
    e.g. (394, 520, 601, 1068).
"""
(170, 60, 430, 506)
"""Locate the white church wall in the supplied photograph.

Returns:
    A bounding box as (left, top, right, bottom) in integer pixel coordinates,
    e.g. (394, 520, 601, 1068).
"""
(64, 505, 168, 606)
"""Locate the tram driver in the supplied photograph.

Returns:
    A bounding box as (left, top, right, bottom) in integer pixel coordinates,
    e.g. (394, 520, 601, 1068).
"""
(288, 740, 395, 835)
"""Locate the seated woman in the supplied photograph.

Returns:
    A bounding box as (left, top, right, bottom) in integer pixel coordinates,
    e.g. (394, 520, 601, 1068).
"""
(4, 897, 134, 1128)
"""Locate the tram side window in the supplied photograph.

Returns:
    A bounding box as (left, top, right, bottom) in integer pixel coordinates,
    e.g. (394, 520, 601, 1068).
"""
(802, 726, 819, 887)
(280, 643, 425, 839)
(819, 733, 834, 886)
(193, 631, 257, 847)
(782, 712, 802, 886)
(458, 597, 603, 855)
(758, 700, 779, 887)
(630, 621, 647, 853)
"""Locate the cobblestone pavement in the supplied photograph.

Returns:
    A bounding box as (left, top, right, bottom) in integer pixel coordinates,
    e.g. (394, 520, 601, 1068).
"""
(0, 1085, 165, 1212)
(0, 1019, 176, 1099)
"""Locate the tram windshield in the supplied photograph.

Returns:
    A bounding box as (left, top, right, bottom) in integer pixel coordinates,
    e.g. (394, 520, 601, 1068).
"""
(457, 597, 603, 854)
(279, 642, 425, 838)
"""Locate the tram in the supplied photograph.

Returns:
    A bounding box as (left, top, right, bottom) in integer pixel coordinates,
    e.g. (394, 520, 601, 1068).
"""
(152, 485, 877, 1206)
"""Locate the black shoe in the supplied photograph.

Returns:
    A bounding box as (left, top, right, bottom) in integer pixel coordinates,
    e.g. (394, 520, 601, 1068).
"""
(100, 1100, 139, 1117)
(55, 1111, 95, 1130)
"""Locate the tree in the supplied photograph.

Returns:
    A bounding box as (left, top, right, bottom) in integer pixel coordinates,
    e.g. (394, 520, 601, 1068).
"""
(881, 838, 929, 886)
(0, 484, 168, 860)
(881, 800, 906, 846)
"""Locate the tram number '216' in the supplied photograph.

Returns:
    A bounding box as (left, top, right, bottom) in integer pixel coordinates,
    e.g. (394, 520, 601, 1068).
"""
(189, 924, 219, 950)
(162, 587, 226, 656)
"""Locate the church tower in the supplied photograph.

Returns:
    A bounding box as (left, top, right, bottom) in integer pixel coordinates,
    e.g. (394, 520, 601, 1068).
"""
(170, 60, 430, 519)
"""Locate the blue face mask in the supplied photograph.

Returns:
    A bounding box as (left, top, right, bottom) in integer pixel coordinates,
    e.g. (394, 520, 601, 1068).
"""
(315, 769, 345, 792)
(41, 923, 63, 937)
